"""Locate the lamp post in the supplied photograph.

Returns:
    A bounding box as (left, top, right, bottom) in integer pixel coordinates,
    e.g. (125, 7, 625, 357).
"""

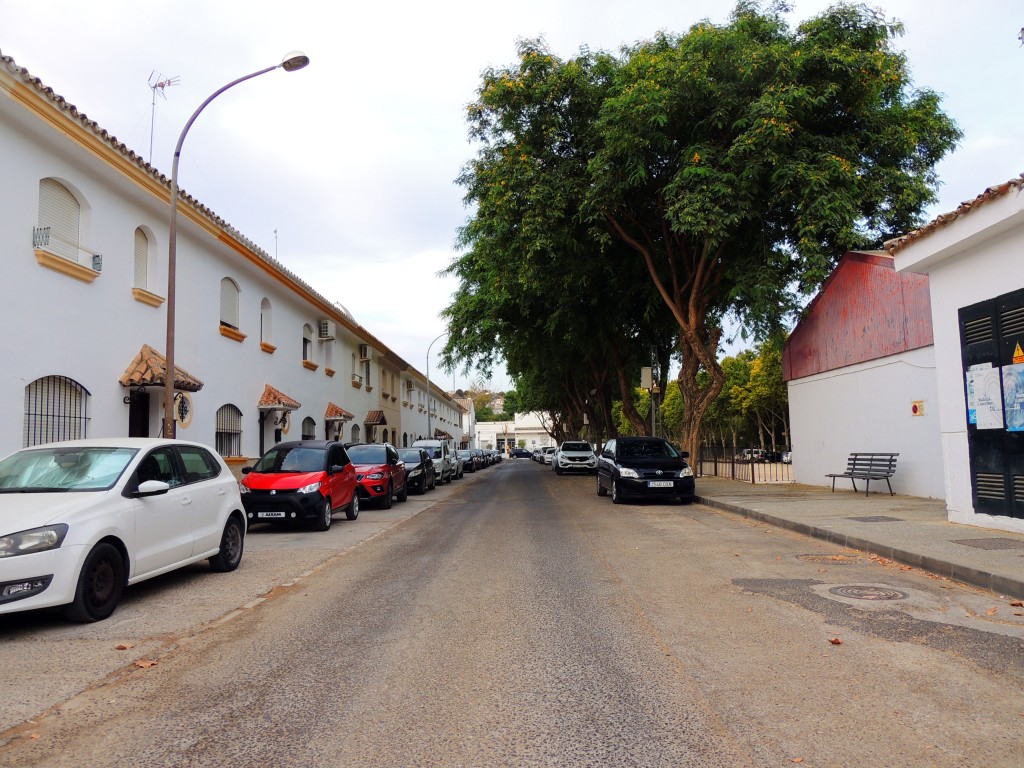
(163, 52, 310, 437)
(425, 332, 446, 440)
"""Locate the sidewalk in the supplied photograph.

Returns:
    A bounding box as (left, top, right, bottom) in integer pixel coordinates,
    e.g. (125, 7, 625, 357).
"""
(695, 477, 1024, 600)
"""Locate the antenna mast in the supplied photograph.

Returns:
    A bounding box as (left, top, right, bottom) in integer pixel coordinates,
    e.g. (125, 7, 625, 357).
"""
(148, 71, 180, 165)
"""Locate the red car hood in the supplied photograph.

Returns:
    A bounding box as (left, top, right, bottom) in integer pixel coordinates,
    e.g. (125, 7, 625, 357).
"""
(242, 471, 324, 491)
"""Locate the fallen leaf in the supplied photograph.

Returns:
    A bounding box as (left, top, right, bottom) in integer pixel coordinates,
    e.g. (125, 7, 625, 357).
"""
(791, 759, 804, 764)
(818, 568, 828, 573)
(115, 643, 135, 651)
(134, 659, 158, 669)
(828, 637, 843, 645)
(1014, 612, 1023, 617)
(30, 734, 40, 740)
(1010, 600, 1023, 607)
(987, 607, 998, 616)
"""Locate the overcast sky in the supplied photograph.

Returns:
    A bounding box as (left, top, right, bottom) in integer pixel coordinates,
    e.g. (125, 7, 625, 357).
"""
(2, 1, 1022, 391)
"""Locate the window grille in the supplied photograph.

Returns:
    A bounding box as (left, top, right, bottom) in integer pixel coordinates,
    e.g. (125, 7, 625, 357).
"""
(215, 404, 243, 457)
(24, 376, 90, 447)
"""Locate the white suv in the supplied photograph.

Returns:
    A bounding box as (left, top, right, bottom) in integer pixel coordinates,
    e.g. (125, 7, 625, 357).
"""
(553, 441, 597, 475)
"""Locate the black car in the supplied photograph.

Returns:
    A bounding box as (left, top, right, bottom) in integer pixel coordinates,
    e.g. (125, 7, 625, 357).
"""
(510, 447, 532, 459)
(596, 436, 695, 505)
(398, 447, 436, 493)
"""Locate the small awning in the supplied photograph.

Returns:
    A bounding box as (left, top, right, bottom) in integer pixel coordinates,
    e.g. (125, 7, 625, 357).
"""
(433, 428, 453, 439)
(364, 409, 387, 426)
(119, 344, 204, 392)
(258, 384, 301, 411)
(325, 402, 354, 422)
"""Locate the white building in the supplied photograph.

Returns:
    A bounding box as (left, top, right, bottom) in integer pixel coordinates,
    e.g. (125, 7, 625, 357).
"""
(0, 51, 464, 470)
(476, 412, 557, 452)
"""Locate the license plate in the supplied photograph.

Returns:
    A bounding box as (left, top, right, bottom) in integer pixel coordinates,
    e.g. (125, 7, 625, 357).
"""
(647, 480, 674, 488)
(258, 511, 286, 518)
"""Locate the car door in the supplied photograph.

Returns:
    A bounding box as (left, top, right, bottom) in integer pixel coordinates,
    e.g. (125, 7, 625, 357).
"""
(325, 443, 356, 507)
(598, 439, 616, 491)
(130, 446, 195, 577)
(173, 445, 230, 556)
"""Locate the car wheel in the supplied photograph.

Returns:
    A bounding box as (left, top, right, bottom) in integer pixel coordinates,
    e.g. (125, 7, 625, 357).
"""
(381, 483, 393, 509)
(555, 466, 562, 475)
(312, 497, 333, 532)
(64, 542, 125, 623)
(209, 517, 245, 571)
(397, 479, 408, 502)
(346, 492, 360, 520)
(428, 472, 435, 491)
(596, 473, 607, 497)
(611, 479, 624, 505)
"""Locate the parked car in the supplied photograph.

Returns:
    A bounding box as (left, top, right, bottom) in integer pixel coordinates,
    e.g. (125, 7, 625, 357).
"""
(782, 451, 793, 464)
(398, 447, 436, 493)
(596, 436, 695, 505)
(241, 440, 359, 529)
(347, 443, 408, 509)
(510, 448, 532, 459)
(412, 439, 455, 484)
(553, 441, 598, 475)
(541, 447, 557, 465)
(457, 448, 481, 473)
(0, 438, 246, 622)
(531, 448, 544, 462)
(735, 449, 768, 463)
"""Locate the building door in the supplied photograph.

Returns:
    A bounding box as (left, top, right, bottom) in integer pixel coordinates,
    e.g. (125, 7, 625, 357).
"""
(958, 288, 1024, 519)
(128, 390, 150, 438)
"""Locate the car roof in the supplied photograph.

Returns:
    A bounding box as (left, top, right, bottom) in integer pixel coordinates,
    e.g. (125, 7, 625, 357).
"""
(266, 440, 337, 450)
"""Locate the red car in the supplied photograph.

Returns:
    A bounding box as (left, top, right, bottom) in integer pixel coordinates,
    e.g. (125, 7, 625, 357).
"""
(346, 443, 408, 509)
(240, 440, 359, 531)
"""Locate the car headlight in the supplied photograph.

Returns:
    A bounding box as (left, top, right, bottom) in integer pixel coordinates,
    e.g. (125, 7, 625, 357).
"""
(408, 468, 422, 478)
(297, 481, 322, 494)
(365, 472, 385, 481)
(0, 524, 69, 558)
(618, 467, 640, 479)
(681, 466, 694, 478)
(238, 483, 250, 494)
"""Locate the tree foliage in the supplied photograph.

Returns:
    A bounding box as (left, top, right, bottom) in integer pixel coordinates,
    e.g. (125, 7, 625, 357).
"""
(445, 2, 961, 456)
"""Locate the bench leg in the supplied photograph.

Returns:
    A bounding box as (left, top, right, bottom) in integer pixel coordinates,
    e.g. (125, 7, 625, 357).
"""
(831, 477, 836, 492)
(886, 477, 894, 496)
(850, 479, 857, 494)
(865, 479, 870, 497)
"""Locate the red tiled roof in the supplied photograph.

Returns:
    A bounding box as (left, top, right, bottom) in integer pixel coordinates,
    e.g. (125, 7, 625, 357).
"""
(118, 344, 204, 392)
(325, 402, 354, 421)
(363, 410, 387, 425)
(258, 384, 301, 410)
(884, 173, 1024, 254)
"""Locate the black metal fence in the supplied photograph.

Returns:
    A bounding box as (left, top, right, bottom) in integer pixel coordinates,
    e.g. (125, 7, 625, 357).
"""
(697, 445, 793, 484)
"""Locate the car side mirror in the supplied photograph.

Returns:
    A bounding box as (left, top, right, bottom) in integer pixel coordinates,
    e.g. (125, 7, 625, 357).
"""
(679, 451, 690, 459)
(133, 479, 170, 498)
(241, 466, 251, 474)
(329, 465, 345, 474)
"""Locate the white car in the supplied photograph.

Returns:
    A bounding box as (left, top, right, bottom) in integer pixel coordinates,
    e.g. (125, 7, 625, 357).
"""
(553, 441, 598, 474)
(0, 438, 246, 622)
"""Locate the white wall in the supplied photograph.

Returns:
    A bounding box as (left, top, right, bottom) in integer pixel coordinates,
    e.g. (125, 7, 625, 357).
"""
(788, 346, 944, 498)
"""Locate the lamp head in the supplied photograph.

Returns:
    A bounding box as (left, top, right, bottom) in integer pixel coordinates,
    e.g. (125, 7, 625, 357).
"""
(280, 52, 310, 72)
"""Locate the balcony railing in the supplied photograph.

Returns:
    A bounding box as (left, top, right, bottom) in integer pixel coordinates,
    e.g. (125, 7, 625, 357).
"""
(33, 227, 102, 271)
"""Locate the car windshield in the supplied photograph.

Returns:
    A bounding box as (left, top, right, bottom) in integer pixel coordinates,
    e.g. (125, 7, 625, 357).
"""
(347, 445, 387, 464)
(457, 451, 471, 458)
(0, 446, 137, 492)
(252, 446, 326, 474)
(561, 442, 591, 452)
(620, 440, 679, 459)
(424, 447, 442, 459)
(397, 449, 421, 464)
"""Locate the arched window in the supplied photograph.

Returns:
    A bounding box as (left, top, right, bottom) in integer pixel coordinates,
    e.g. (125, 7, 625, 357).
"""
(260, 298, 273, 344)
(402, 432, 408, 447)
(302, 324, 314, 363)
(37, 179, 80, 261)
(215, 404, 243, 457)
(133, 228, 150, 289)
(220, 278, 240, 330)
(351, 424, 361, 443)
(23, 375, 90, 447)
(301, 416, 316, 440)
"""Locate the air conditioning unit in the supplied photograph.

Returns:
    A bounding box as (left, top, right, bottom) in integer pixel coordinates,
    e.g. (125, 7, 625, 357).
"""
(318, 319, 336, 340)
(359, 344, 372, 361)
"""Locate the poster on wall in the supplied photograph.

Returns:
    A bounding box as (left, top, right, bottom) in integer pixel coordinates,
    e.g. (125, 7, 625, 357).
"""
(1003, 362, 1024, 432)
(968, 364, 1004, 430)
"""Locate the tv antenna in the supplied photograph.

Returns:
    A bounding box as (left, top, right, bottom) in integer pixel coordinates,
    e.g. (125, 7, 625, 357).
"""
(148, 71, 180, 165)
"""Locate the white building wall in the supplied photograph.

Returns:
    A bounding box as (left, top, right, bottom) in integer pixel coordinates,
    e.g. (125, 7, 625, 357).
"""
(788, 345, 944, 498)
(894, 197, 1024, 533)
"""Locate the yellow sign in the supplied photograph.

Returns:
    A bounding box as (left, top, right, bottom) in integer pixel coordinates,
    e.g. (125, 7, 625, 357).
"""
(1014, 342, 1024, 365)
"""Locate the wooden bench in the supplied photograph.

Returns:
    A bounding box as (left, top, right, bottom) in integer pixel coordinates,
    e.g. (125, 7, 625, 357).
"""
(826, 452, 898, 497)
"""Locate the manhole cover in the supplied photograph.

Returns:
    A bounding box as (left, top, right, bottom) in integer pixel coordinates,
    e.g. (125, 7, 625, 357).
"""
(829, 585, 907, 601)
(847, 515, 903, 523)
(952, 538, 1024, 551)
(796, 554, 861, 564)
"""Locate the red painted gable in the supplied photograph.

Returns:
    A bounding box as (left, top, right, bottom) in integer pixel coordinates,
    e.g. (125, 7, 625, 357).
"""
(783, 251, 933, 381)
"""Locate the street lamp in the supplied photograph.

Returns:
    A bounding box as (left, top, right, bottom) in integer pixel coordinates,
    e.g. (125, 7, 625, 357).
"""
(425, 332, 446, 440)
(163, 52, 310, 437)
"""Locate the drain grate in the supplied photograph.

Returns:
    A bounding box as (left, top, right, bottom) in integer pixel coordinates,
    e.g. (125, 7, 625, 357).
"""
(829, 585, 907, 601)
(952, 538, 1024, 551)
(847, 515, 903, 523)
(797, 554, 861, 564)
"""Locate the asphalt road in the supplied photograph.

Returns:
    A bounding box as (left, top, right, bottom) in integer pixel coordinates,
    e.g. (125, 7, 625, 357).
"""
(2, 460, 1023, 767)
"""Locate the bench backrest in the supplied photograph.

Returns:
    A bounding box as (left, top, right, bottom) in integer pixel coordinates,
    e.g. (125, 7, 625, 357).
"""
(846, 452, 898, 474)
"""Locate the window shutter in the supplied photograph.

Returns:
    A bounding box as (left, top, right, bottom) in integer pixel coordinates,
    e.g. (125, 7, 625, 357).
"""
(38, 179, 80, 261)
(220, 278, 239, 328)
(133, 228, 149, 289)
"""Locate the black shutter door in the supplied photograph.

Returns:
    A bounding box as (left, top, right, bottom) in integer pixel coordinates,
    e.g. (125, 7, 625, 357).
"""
(996, 289, 1024, 519)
